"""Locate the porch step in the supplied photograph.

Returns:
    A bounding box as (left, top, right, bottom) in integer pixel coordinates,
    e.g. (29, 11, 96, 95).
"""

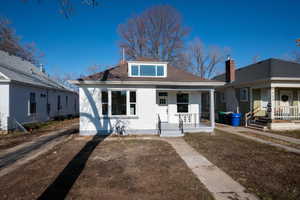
(247, 123, 268, 131)
(160, 130, 183, 137)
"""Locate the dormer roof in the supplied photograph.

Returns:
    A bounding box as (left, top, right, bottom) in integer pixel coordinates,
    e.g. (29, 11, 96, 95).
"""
(81, 61, 212, 82)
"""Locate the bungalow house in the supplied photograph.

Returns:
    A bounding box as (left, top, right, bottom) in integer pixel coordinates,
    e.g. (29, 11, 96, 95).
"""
(0, 50, 79, 132)
(214, 57, 300, 130)
(71, 59, 224, 137)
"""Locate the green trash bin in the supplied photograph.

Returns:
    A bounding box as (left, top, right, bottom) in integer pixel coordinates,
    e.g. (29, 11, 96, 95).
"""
(218, 112, 227, 123)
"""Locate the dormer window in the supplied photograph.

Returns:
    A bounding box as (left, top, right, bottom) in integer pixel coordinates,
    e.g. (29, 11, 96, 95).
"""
(128, 61, 167, 77)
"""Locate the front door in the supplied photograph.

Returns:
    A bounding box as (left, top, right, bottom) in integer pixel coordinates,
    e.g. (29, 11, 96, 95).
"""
(158, 92, 168, 122)
(280, 90, 293, 107)
(280, 90, 293, 115)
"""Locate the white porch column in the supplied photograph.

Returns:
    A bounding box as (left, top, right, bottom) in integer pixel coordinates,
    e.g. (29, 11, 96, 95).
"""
(210, 89, 215, 128)
(270, 87, 275, 120)
(108, 90, 112, 116)
(249, 88, 253, 111)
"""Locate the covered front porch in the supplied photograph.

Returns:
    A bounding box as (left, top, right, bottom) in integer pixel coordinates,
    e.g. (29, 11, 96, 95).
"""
(155, 87, 215, 136)
(249, 84, 300, 130)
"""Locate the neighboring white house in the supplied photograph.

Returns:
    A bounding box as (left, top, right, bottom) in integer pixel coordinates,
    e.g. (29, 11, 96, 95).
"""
(71, 59, 224, 137)
(0, 50, 79, 131)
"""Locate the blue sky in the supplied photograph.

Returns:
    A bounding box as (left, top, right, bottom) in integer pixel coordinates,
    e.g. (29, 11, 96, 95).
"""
(0, 0, 299, 77)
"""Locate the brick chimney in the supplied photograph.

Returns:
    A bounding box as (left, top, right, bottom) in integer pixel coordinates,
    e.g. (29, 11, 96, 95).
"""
(225, 57, 235, 82)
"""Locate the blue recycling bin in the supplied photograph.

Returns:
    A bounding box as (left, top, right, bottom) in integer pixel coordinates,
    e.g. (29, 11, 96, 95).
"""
(230, 113, 241, 126)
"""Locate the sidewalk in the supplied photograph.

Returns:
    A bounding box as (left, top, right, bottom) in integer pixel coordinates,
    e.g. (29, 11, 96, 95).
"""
(239, 126, 300, 144)
(165, 138, 258, 200)
(0, 123, 78, 177)
(216, 125, 300, 154)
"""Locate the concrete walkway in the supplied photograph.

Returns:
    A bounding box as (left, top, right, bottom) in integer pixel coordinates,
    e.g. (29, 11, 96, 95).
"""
(241, 127, 300, 144)
(216, 126, 300, 154)
(0, 123, 78, 178)
(165, 138, 258, 200)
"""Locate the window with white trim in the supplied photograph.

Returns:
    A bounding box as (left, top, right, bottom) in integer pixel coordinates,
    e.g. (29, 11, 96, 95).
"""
(101, 90, 137, 116)
(129, 91, 136, 115)
(128, 63, 167, 77)
(112, 91, 127, 115)
(101, 91, 108, 115)
(66, 96, 68, 107)
(177, 93, 189, 113)
(158, 92, 168, 105)
(240, 88, 248, 102)
(29, 93, 36, 114)
(57, 95, 61, 111)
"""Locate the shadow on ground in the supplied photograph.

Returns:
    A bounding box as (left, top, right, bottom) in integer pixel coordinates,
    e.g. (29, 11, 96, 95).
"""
(37, 135, 106, 200)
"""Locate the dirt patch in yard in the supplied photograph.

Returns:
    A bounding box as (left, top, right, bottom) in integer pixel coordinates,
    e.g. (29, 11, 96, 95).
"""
(0, 137, 213, 200)
(185, 131, 300, 200)
(0, 118, 78, 150)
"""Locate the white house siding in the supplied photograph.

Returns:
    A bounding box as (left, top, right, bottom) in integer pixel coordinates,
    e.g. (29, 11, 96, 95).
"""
(79, 85, 156, 135)
(0, 83, 9, 130)
(9, 83, 78, 126)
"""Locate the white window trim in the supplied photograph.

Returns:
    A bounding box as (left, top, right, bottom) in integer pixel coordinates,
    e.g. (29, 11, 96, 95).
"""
(101, 89, 137, 117)
(240, 88, 249, 102)
(128, 62, 167, 78)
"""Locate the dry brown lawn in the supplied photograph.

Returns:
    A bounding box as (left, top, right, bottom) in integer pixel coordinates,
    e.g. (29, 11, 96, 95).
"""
(185, 130, 300, 200)
(0, 136, 213, 200)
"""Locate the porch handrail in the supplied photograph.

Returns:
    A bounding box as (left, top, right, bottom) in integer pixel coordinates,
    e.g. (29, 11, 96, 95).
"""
(245, 107, 261, 127)
(157, 114, 161, 135)
(178, 114, 184, 134)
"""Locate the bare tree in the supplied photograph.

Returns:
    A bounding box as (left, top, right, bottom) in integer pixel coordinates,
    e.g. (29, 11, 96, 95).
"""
(118, 5, 189, 66)
(21, 0, 99, 18)
(252, 55, 260, 63)
(86, 64, 102, 75)
(187, 38, 228, 79)
(293, 51, 300, 63)
(0, 17, 42, 64)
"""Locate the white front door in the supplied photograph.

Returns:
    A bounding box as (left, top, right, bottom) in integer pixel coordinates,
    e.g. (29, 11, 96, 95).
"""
(157, 92, 168, 122)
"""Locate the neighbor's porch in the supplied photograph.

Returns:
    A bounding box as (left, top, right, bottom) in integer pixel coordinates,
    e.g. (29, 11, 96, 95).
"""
(251, 87, 300, 120)
(156, 88, 215, 136)
(248, 85, 300, 130)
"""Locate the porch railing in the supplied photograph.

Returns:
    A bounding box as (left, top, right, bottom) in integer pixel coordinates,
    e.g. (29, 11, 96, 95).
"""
(274, 106, 300, 120)
(176, 113, 199, 124)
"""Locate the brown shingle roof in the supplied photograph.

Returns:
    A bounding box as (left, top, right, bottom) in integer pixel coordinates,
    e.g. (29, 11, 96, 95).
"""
(82, 62, 212, 82)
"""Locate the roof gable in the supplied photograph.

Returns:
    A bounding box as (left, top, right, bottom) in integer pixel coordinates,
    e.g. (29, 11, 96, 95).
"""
(0, 50, 76, 92)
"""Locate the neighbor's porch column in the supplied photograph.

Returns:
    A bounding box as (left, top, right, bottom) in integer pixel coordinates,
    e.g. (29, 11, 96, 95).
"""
(210, 89, 215, 128)
(270, 87, 275, 121)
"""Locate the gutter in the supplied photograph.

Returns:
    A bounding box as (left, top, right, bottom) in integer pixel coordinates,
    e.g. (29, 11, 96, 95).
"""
(69, 80, 226, 87)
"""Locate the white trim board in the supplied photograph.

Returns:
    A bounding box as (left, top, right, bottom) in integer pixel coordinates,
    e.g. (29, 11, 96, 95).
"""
(71, 80, 225, 86)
